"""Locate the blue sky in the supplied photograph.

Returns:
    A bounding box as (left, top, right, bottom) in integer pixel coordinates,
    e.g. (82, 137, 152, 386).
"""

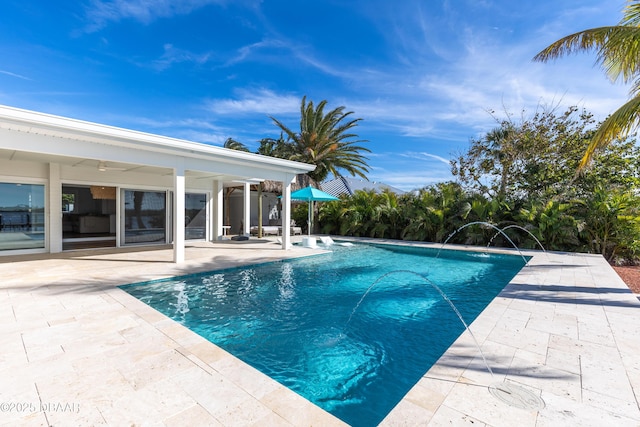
(0, 0, 630, 191)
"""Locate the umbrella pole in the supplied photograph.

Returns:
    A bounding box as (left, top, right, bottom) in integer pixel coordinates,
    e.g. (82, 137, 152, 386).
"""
(307, 200, 311, 236)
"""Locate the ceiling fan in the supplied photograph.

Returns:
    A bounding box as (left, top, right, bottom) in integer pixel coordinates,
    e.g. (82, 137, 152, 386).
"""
(97, 161, 127, 172)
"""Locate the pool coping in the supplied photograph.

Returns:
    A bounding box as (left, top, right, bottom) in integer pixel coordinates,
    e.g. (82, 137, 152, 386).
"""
(1, 238, 639, 425)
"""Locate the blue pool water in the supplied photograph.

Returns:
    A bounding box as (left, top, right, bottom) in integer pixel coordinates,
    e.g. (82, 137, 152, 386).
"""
(120, 242, 526, 426)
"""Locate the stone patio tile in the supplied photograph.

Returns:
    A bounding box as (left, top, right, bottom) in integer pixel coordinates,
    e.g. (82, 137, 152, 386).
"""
(0, 410, 49, 427)
(207, 352, 282, 401)
(214, 393, 286, 426)
(511, 347, 547, 367)
(606, 311, 640, 353)
(425, 404, 487, 426)
(581, 388, 640, 422)
(379, 398, 436, 426)
(152, 318, 205, 347)
(117, 348, 197, 391)
(21, 322, 83, 362)
(581, 353, 636, 403)
(544, 345, 581, 375)
(98, 375, 198, 426)
(438, 381, 538, 427)
(537, 389, 638, 427)
(59, 331, 129, 360)
(164, 404, 223, 427)
(170, 365, 253, 417)
(184, 341, 232, 366)
(76, 311, 140, 336)
(43, 402, 108, 427)
(547, 333, 617, 360)
(0, 331, 27, 366)
(508, 363, 581, 403)
(577, 318, 617, 347)
(397, 379, 450, 415)
(0, 381, 40, 417)
(489, 323, 550, 356)
(259, 386, 347, 426)
(117, 321, 175, 346)
(38, 362, 133, 407)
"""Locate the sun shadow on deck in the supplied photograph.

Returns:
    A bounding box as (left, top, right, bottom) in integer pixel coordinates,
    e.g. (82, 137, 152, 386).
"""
(500, 282, 640, 308)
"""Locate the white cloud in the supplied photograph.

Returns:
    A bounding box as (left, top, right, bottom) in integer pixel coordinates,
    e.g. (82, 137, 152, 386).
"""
(204, 89, 300, 116)
(152, 44, 213, 70)
(225, 39, 288, 66)
(82, 0, 230, 32)
(367, 150, 456, 190)
(0, 70, 31, 81)
(369, 167, 453, 191)
(416, 152, 450, 165)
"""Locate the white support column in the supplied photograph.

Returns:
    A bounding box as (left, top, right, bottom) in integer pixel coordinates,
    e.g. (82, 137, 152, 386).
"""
(212, 180, 224, 240)
(115, 188, 121, 248)
(205, 191, 213, 242)
(48, 163, 62, 253)
(173, 162, 186, 263)
(281, 177, 292, 249)
(243, 182, 251, 236)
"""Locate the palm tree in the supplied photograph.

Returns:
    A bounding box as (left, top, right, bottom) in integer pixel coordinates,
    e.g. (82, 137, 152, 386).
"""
(223, 137, 250, 152)
(257, 133, 295, 159)
(270, 96, 371, 185)
(485, 125, 518, 197)
(534, 1, 640, 169)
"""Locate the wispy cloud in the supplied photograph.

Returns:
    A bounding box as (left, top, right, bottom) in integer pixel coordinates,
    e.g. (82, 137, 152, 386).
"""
(369, 167, 453, 191)
(204, 88, 300, 116)
(152, 44, 213, 71)
(367, 150, 455, 190)
(224, 39, 288, 67)
(0, 70, 31, 81)
(82, 0, 230, 32)
(413, 152, 451, 165)
(116, 115, 232, 145)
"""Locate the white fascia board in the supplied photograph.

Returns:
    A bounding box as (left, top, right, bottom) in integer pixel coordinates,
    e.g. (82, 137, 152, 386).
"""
(0, 104, 316, 175)
(0, 128, 303, 182)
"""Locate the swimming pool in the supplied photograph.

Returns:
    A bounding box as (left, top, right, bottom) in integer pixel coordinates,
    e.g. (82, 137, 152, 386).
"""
(120, 242, 527, 426)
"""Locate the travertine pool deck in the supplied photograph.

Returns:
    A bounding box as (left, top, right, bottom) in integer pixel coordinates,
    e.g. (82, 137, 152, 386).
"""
(1, 238, 639, 426)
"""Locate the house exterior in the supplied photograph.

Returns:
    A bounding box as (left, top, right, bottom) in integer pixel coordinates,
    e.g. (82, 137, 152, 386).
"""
(0, 105, 315, 262)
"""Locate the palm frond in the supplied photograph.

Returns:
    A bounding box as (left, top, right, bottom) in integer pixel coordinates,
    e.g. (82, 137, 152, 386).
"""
(534, 26, 640, 84)
(579, 95, 640, 168)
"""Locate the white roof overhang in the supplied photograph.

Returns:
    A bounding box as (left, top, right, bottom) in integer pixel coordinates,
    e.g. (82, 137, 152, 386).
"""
(0, 105, 315, 183)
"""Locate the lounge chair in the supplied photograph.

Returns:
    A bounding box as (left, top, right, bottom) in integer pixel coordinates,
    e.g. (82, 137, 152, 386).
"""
(320, 236, 335, 246)
(320, 236, 353, 247)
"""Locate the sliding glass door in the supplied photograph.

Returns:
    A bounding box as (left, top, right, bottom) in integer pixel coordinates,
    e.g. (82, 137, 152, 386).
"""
(62, 185, 116, 250)
(123, 190, 167, 245)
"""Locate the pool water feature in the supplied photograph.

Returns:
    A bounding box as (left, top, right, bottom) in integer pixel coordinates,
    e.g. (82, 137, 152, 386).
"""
(120, 242, 527, 426)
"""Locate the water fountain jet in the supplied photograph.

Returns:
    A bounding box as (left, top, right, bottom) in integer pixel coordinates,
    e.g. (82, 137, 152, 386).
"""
(487, 224, 546, 253)
(437, 221, 529, 265)
(346, 270, 495, 377)
(345, 268, 545, 410)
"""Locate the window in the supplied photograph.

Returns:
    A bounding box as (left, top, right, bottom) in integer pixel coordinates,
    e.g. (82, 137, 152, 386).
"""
(0, 182, 45, 251)
(186, 193, 206, 240)
(62, 193, 75, 213)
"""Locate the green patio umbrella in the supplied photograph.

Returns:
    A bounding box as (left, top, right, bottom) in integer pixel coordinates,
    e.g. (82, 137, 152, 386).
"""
(289, 186, 338, 236)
